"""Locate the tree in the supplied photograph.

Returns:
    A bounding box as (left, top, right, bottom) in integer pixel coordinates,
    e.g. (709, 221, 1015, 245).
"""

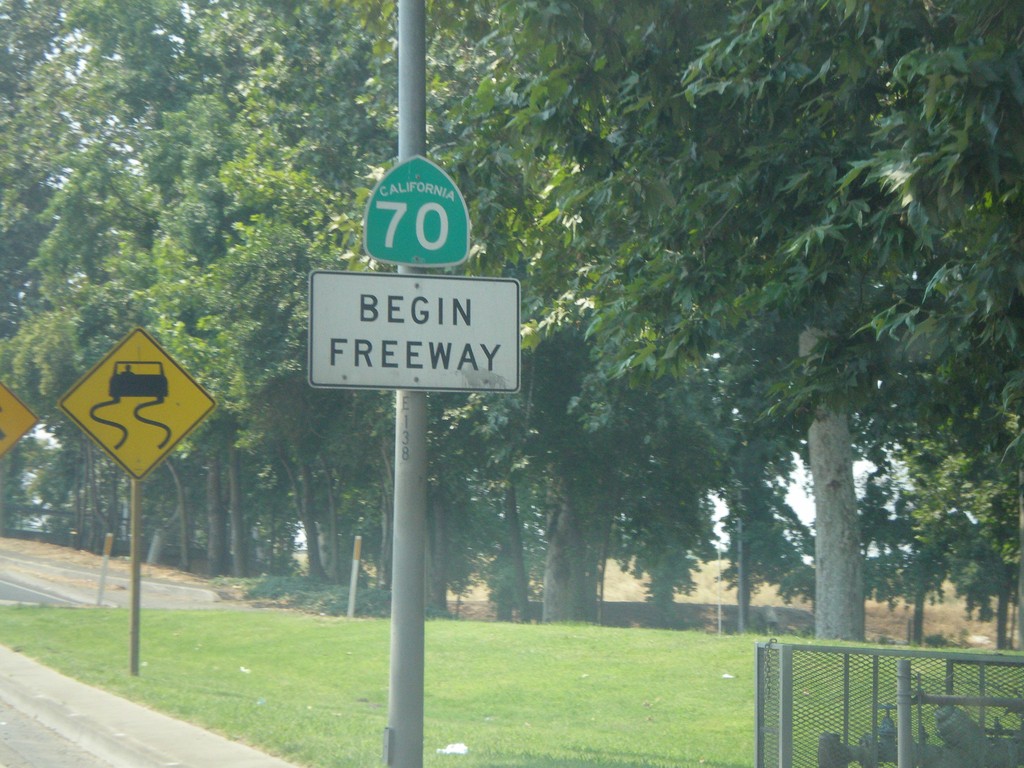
(449, 0, 1024, 639)
(453, 0, 903, 638)
(0, 0, 394, 577)
(0, 0, 67, 340)
(863, 1, 1024, 416)
(709, 323, 813, 629)
(847, 0, 1024, 642)
(514, 328, 725, 623)
(8, 0, 1022, 635)
(900, 439, 1019, 649)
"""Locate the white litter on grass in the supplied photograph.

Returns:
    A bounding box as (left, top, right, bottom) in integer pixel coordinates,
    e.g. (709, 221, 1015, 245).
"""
(722, 673, 735, 679)
(240, 666, 252, 673)
(436, 743, 469, 755)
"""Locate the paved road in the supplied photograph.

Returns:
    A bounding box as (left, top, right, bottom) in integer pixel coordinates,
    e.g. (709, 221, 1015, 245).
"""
(0, 545, 229, 610)
(0, 577, 76, 606)
(0, 699, 114, 768)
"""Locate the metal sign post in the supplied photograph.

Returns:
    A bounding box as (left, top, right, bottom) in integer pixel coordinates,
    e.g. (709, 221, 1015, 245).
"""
(316, 1, 510, 762)
(384, 1, 427, 765)
(129, 478, 142, 676)
(60, 327, 215, 676)
(386, 387, 427, 767)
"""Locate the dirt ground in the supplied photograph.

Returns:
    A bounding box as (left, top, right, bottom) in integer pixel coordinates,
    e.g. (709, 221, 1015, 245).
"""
(0, 536, 250, 606)
(448, 559, 1002, 647)
(0, 537, 213, 586)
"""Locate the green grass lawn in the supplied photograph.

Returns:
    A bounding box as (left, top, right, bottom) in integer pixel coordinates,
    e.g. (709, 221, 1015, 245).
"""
(0, 607, 762, 767)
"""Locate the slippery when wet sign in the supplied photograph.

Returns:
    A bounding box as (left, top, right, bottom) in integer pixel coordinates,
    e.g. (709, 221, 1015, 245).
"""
(60, 328, 215, 479)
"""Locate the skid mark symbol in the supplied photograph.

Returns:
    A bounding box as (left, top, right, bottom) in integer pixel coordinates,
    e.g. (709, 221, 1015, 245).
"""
(89, 361, 172, 450)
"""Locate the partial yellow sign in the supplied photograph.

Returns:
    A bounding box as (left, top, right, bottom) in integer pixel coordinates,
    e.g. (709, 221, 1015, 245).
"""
(60, 328, 215, 479)
(0, 381, 37, 459)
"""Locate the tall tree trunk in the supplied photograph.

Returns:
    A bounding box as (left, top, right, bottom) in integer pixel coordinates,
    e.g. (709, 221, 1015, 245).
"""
(593, 499, 618, 627)
(74, 451, 86, 548)
(736, 516, 750, 633)
(379, 486, 392, 590)
(1018, 464, 1024, 651)
(323, 463, 340, 583)
(800, 328, 864, 641)
(206, 452, 229, 577)
(724, 482, 751, 632)
(494, 482, 533, 622)
(88, 444, 104, 546)
(228, 444, 247, 578)
(77, 444, 99, 552)
(505, 483, 532, 621)
(543, 489, 589, 622)
(912, 586, 926, 645)
(299, 462, 327, 581)
(997, 583, 1010, 651)
(166, 459, 190, 571)
(427, 489, 449, 613)
(378, 437, 393, 590)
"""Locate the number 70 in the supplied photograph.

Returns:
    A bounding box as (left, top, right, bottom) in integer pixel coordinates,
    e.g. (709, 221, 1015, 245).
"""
(375, 200, 449, 251)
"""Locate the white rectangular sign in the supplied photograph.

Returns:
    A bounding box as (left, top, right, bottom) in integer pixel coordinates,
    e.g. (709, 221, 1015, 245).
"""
(309, 271, 520, 392)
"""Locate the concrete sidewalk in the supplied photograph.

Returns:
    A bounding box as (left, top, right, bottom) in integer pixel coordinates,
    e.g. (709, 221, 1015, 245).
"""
(0, 644, 304, 768)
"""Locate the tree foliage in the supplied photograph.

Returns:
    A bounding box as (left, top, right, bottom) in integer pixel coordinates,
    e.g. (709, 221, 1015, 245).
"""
(1, 0, 1021, 638)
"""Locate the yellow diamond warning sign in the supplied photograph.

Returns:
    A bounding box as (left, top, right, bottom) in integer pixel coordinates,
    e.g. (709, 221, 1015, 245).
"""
(0, 381, 37, 459)
(60, 328, 215, 479)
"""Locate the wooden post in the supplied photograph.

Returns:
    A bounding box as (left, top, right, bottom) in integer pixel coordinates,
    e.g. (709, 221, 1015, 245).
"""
(96, 532, 114, 606)
(347, 535, 362, 618)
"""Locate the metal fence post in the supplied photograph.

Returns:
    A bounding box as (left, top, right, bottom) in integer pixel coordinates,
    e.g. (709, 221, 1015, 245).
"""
(779, 644, 793, 768)
(897, 659, 913, 768)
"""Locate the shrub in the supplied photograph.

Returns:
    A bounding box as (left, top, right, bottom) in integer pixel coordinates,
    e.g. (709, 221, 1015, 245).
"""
(239, 576, 393, 617)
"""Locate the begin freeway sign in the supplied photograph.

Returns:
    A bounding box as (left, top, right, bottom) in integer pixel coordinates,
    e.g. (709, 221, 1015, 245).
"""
(308, 271, 520, 393)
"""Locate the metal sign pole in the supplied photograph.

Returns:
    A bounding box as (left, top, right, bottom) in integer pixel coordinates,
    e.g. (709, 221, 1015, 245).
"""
(129, 478, 142, 676)
(56, 327, 214, 677)
(385, 0, 427, 766)
(386, 390, 427, 766)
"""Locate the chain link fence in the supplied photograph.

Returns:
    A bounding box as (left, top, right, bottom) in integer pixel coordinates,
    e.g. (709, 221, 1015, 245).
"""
(756, 641, 1024, 768)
